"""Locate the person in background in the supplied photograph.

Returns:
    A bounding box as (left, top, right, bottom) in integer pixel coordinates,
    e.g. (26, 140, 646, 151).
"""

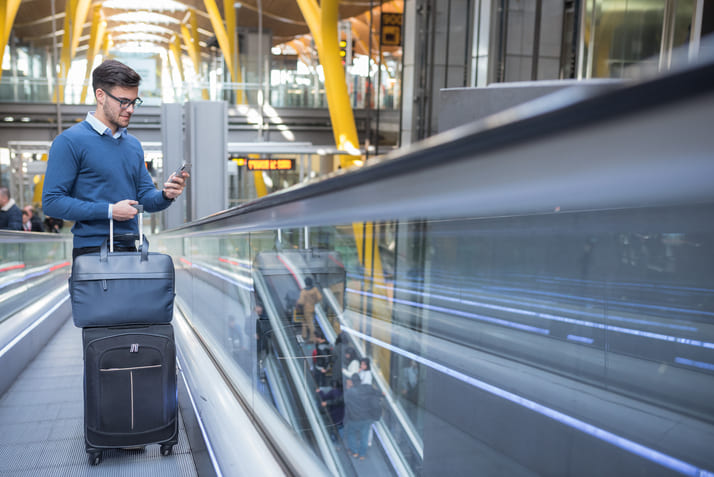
(317, 380, 344, 440)
(22, 205, 44, 232)
(296, 276, 323, 343)
(42, 59, 188, 259)
(313, 330, 333, 387)
(0, 187, 23, 230)
(342, 347, 360, 385)
(358, 357, 373, 386)
(343, 373, 382, 460)
(44, 215, 64, 233)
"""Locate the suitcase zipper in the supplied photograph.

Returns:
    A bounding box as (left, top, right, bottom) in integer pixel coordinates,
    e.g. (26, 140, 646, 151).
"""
(130, 371, 134, 430)
(98, 364, 162, 430)
(100, 364, 162, 372)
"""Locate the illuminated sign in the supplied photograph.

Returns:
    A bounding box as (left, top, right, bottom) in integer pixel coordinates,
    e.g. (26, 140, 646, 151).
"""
(381, 13, 403, 46)
(246, 158, 295, 171)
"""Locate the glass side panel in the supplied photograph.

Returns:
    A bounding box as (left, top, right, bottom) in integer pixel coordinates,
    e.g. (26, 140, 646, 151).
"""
(0, 235, 71, 324)
(159, 201, 714, 476)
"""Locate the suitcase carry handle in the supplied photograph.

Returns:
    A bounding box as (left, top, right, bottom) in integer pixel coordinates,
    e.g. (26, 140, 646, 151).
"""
(99, 235, 150, 262)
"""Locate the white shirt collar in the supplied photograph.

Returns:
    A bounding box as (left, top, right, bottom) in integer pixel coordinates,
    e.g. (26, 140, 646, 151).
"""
(86, 111, 126, 139)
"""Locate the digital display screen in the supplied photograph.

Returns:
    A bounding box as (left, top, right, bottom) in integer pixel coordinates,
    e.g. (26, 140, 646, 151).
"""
(246, 159, 295, 171)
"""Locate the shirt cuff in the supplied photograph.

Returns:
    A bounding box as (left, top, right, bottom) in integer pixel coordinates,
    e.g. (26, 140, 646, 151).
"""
(162, 190, 175, 202)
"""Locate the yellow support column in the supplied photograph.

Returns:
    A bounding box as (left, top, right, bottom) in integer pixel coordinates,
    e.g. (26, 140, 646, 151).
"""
(321, 0, 361, 163)
(297, 0, 346, 162)
(223, 0, 244, 103)
(80, 5, 106, 103)
(203, 0, 244, 103)
(297, 0, 361, 167)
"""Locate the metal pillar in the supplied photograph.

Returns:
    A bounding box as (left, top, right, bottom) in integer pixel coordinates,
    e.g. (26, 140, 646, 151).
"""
(161, 103, 185, 230)
(183, 101, 228, 221)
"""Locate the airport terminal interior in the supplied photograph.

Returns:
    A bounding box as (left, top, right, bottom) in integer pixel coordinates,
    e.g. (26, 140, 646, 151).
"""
(1, 1, 714, 475)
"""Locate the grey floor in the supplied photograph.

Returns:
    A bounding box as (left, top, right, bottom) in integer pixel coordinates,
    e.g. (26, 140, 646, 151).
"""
(0, 319, 198, 476)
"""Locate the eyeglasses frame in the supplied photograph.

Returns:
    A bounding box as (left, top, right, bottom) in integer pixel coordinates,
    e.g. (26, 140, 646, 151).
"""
(101, 88, 143, 110)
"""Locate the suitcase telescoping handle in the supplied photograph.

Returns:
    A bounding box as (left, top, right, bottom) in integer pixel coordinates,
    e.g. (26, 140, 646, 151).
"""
(108, 204, 144, 253)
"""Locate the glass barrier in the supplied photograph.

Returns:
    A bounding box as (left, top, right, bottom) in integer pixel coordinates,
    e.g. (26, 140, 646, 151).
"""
(0, 232, 72, 325)
(155, 200, 714, 476)
(0, 70, 399, 111)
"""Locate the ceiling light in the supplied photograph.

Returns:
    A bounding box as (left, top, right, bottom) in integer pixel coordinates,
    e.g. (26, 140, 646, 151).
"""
(3, 117, 14, 122)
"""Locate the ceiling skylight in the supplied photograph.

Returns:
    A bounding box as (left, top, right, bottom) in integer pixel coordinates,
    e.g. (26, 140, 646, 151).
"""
(102, 0, 187, 12)
(113, 23, 174, 35)
(111, 42, 168, 55)
(113, 33, 170, 44)
(108, 12, 180, 25)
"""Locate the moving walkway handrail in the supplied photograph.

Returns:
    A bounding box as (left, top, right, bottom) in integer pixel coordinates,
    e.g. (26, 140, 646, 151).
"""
(164, 56, 714, 237)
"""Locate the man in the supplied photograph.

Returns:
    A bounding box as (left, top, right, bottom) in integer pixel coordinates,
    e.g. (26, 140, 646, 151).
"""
(0, 187, 23, 230)
(22, 205, 44, 232)
(43, 59, 188, 258)
(343, 373, 383, 460)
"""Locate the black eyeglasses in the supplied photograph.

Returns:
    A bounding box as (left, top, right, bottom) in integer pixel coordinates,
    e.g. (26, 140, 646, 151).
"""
(102, 89, 143, 109)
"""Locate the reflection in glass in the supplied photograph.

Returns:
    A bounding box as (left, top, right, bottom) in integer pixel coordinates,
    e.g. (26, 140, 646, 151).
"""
(161, 202, 714, 476)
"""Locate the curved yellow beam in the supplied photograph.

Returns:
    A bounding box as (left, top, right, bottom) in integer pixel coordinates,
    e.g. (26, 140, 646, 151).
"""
(180, 11, 200, 71)
(181, 11, 210, 100)
(57, 0, 91, 101)
(203, 0, 244, 103)
(0, 0, 23, 82)
(223, 0, 244, 103)
(202, 0, 235, 82)
(71, 0, 92, 58)
(169, 35, 186, 83)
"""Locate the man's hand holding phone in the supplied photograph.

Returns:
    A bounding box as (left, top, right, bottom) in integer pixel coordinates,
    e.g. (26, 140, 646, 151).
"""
(163, 163, 190, 200)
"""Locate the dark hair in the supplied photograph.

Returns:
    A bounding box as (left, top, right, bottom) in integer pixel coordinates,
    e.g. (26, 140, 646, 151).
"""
(350, 373, 361, 385)
(360, 357, 370, 370)
(304, 276, 313, 287)
(92, 59, 141, 93)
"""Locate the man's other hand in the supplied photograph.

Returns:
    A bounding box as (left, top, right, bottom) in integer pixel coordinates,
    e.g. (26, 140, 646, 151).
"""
(113, 199, 139, 221)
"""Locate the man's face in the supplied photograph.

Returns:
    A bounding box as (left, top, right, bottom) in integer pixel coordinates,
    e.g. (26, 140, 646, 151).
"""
(98, 86, 140, 131)
(22, 207, 32, 218)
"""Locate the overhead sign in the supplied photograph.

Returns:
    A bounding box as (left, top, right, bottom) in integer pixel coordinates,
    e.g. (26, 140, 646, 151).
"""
(381, 13, 403, 46)
(246, 158, 295, 171)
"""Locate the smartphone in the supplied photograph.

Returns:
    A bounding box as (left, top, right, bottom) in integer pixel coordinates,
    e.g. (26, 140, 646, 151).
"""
(171, 163, 191, 181)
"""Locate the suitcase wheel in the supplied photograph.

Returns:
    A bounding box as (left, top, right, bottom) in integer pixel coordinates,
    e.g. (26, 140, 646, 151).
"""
(88, 450, 102, 466)
(161, 444, 174, 456)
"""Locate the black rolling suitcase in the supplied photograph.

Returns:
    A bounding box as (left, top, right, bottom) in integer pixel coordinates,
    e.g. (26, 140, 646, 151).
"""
(82, 323, 178, 465)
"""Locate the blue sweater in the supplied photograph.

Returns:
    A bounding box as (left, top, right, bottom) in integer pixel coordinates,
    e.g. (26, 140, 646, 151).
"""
(43, 121, 172, 248)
